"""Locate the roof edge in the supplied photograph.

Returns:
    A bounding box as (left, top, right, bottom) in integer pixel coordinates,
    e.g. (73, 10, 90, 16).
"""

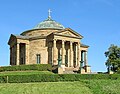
(81, 44, 89, 48)
(20, 28, 64, 35)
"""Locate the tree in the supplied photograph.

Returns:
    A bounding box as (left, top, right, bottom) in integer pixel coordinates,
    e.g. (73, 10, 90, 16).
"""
(105, 44, 120, 72)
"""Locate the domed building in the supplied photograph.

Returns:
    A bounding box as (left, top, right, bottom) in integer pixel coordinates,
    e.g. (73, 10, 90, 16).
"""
(8, 11, 91, 74)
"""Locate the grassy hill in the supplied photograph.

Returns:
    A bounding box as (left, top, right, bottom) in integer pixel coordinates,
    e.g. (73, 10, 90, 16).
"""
(0, 80, 120, 94)
(0, 70, 53, 76)
(0, 69, 120, 94)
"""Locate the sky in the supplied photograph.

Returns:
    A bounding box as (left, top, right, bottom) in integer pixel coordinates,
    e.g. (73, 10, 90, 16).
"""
(0, 0, 120, 72)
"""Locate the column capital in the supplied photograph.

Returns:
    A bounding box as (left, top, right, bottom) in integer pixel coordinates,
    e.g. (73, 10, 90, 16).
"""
(62, 40, 66, 42)
(17, 42, 20, 44)
(75, 43, 78, 46)
(82, 50, 87, 52)
(78, 42, 80, 44)
(53, 39, 57, 41)
(26, 43, 29, 45)
(70, 41, 74, 43)
(62, 40, 65, 45)
(70, 41, 73, 45)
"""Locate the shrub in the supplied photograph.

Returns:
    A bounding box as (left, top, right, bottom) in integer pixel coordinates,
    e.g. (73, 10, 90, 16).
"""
(117, 69, 120, 74)
(59, 74, 120, 81)
(59, 74, 78, 81)
(109, 74, 120, 80)
(0, 64, 52, 72)
(0, 72, 120, 83)
(0, 76, 6, 83)
(5, 74, 59, 83)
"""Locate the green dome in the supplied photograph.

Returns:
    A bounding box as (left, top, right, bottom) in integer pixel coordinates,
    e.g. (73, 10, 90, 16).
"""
(34, 17, 65, 30)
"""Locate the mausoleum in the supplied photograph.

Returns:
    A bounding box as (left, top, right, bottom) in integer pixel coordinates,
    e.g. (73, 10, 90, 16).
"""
(8, 10, 91, 74)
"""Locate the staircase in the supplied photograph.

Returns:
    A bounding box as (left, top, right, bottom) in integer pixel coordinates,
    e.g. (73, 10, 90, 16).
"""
(63, 67, 79, 74)
(53, 65, 80, 74)
(63, 70, 75, 74)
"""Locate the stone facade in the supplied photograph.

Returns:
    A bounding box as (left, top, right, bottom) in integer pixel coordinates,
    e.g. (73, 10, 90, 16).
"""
(8, 16, 91, 74)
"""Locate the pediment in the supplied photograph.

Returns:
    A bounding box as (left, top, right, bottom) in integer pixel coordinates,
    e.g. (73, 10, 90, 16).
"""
(8, 34, 17, 45)
(54, 28, 83, 39)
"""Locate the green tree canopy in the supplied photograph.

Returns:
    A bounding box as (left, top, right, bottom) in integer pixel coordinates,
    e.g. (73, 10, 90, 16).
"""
(105, 44, 120, 72)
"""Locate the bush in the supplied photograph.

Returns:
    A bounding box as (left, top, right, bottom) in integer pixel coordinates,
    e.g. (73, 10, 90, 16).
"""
(109, 74, 120, 80)
(117, 69, 120, 74)
(59, 74, 78, 81)
(0, 76, 6, 83)
(85, 74, 110, 80)
(0, 72, 120, 83)
(1, 74, 58, 83)
(0, 64, 52, 72)
(59, 74, 120, 81)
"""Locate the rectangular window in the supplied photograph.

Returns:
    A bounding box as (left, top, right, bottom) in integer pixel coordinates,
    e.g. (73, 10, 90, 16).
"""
(36, 54, 41, 64)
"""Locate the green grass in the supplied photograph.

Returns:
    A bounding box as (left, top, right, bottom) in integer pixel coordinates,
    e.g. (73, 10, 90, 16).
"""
(0, 71, 120, 94)
(82, 80, 120, 94)
(0, 80, 120, 94)
(0, 71, 53, 76)
(0, 82, 92, 94)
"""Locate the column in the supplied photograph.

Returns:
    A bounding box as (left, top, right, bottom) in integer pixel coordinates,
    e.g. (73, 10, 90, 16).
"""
(25, 44, 29, 65)
(77, 42, 80, 67)
(53, 39, 57, 65)
(81, 51, 84, 67)
(16, 43, 20, 65)
(11, 47, 14, 65)
(10, 47, 12, 65)
(75, 43, 77, 67)
(62, 40, 65, 65)
(48, 42, 52, 64)
(70, 41, 73, 67)
(84, 51, 88, 66)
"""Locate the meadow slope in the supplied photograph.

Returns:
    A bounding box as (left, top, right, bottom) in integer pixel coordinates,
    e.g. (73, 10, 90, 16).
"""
(0, 80, 120, 94)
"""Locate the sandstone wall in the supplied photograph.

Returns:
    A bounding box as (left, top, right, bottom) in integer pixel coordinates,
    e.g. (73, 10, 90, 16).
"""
(29, 38, 48, 64)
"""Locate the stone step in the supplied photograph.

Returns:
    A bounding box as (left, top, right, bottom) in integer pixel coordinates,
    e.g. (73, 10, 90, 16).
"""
(63, 70, 74, 74)
(63, 70, 78, 74)
(73, 67, 79, 71)
(65, 67, 74, 71)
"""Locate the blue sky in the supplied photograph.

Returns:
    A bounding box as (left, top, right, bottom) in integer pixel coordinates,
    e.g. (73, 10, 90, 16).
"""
(0, 0, 120, 72)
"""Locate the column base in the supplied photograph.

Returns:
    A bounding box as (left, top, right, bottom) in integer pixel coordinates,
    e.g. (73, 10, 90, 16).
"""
(53, 60, 57, 65)
(80, 68, 85, 74)
(84, 65, 91, 73)
(58, 67, 63, 74)
(61, 64, 65, 71)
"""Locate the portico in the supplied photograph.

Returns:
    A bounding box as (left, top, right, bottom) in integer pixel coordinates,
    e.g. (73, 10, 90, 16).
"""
(52, 39, 82, 68)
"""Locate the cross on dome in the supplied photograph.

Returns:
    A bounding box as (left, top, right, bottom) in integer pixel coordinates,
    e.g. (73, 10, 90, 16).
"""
(48, 9, 52, 19)
(34, 9, 65, 29)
